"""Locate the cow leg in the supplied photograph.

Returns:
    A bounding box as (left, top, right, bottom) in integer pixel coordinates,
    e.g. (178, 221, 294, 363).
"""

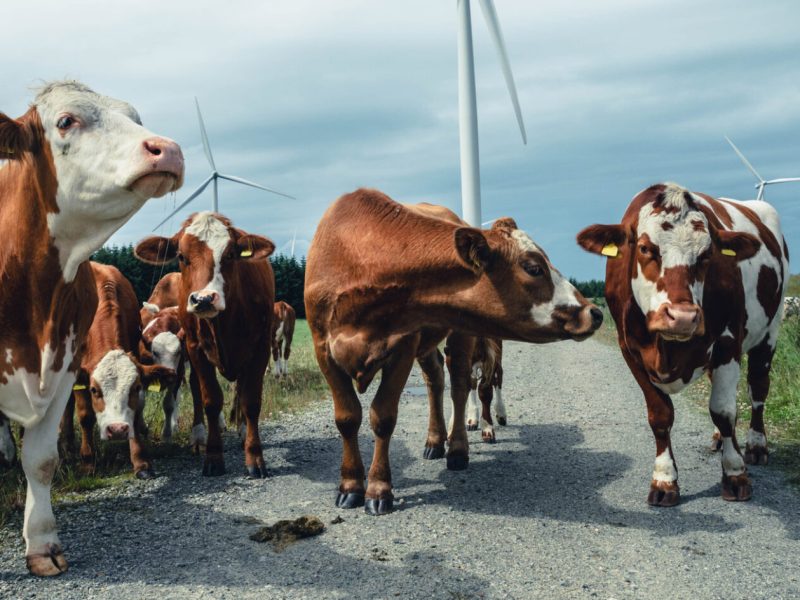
(744, 340, 774, 466)
(130, 409, 154, 479)
(493, 364, 507, 426)
(466, 367, 480, 431)
(188, 366, 207, 454)
(187, 348, 226, 476)
(161, 389, 178, 443)
(74, 391, 96, 475)
(58, 397, 75, 458)
(22, 388, 72, 577)
(478, 379, 496, 443)
(366, 336, 417, 516)
(710, 358, 751, 501)
(239, 351, 270, 479)
(283, 331, 293, 376)
(418, 348, 446, 460)
(445, 333, 476, 471)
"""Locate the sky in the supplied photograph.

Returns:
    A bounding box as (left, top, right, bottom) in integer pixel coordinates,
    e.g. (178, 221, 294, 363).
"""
(2, 0, 799, 281)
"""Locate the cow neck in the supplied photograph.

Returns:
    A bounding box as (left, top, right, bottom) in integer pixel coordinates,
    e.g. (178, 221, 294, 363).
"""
(84, 280, 130, 372)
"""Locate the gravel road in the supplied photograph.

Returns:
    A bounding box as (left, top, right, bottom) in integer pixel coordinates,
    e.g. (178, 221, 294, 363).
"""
(1, 337, 799, 599)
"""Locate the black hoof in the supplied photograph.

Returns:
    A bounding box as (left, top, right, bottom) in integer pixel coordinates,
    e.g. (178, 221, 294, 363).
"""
(466, 424, 478, 431)
(135, 468, 155, 480)
(423, 445, 445, 460)
(497, 417, 507, 426)
(246, 464, 270, 479)
(446, 454, 469, 471)
(202, 461, 226, 476)
(335, 491, 365, 509)
(365, 497, 394, 515)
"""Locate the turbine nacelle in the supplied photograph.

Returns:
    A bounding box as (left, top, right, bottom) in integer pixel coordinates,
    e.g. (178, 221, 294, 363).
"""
(725, 136, 800, 201)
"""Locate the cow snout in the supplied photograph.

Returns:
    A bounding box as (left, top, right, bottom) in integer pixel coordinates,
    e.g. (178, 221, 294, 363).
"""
(651, 303, 704, 339)
(590, 306, 604, 329)
(188, 291, 221, 317)
(105, 423, 130, 440)
(557, 303, 604, 339)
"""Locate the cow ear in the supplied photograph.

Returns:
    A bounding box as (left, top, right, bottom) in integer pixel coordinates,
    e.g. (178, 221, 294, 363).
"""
(491, 217, 518, 231)
(576, 224, 628, 257)
(0, 108, 37, 159)
(72, 369, 90, 391)
(141, 364, 177, 387)
(236, 233, 275, 260)
(454, 227, 491, 274)
(142, 302, 160, 315)
(135, 236, 179, 265)
(138, 342, 155, 365)
(713, 229, 761, 262)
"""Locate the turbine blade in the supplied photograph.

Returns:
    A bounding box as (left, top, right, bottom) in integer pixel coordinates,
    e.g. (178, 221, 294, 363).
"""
(217, 173, 295, 200)
(725, 136, 763, 182)
(152, 174, 215, 230)
(765, 177, 800, 184)
(195, 97, 216, 171)
(478, 0, 527, 144)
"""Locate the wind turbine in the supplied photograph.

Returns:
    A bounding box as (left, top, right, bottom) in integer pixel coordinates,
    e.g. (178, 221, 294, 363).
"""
(154, 98, 294, 230)
(457, 0, 526, 227)
(725, 136, 800, 201)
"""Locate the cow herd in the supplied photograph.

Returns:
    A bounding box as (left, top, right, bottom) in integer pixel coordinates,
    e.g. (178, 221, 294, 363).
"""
(0, 81, 791, 577)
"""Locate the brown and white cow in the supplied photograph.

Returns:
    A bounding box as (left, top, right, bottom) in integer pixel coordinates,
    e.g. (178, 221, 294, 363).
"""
(135, 212, 276, 477)
(61, 263, 176, 477)
(271, 301, 296, 377)
(578, 182, 788, 506)
(0, 81, 182, 576)
(305, 189, 602, 515)
(140, 271, 182, 327)
(466, 337, 506, 442)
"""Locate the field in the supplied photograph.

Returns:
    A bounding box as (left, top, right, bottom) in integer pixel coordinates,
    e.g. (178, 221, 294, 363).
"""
(0, 320, 327, 527)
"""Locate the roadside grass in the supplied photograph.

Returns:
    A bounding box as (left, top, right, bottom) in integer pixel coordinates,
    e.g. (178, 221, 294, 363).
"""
(0, 320, 327, 528)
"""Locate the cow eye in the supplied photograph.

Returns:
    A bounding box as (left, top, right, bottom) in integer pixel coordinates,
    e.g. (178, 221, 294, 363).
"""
(56, 115, 75, 130)
(90, 386, 98, 395)
(639, 245, 652, 257)
(524, 263, 544, 277)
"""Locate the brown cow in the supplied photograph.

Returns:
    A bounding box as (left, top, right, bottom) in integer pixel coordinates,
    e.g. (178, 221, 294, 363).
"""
(135, 212, 276, 477)
(271, 301, 296, 377)
(140, 271, 182, 327)
(60, 263, 176, 477)
(0, 81, 182, 576)
(578, 182, 788, 506)
(305, 189, 602, 515)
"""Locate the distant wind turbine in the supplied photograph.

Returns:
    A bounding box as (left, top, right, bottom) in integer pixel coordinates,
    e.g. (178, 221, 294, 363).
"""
(725, 136, 800, 201)
(290, 229, 297, 258)
(154, 98, 294, 230)
(457, 0, 526, 227)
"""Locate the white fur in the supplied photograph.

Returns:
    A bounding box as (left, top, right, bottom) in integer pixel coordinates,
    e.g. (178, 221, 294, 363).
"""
(466, 389, 480, 426)
(652, 450, 677, 483)
(480, 417, 494, 439)
(653, 366, 704, 395)
(747, 429, 767, 449)
(142, 302, 160, 315)
(493, 387, 506, 421)
(710, 360, 740, 423)
(92, 350, 138, 440)
(185, 212, 230, 311)
(190, 423, 207, 446)
(721, 437, 745, 476)
(151, 332, 181, 371)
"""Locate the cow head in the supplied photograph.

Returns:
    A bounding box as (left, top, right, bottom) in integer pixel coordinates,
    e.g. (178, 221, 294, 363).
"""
(82, 349, 176, 440)
(577, 183, 760, 341)
(141, 307, 184, 371)
(134, 212, 275, 319)
(458, 218, 603, 342)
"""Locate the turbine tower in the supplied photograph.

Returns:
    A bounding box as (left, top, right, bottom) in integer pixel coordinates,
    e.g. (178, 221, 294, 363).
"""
(154, 98, 294, 230)
(457, 0, 526, 227)
(725, 136, 800, 201)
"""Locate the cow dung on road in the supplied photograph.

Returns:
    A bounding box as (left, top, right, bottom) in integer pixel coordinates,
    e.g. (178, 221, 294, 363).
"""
(249, 515, 325, 552)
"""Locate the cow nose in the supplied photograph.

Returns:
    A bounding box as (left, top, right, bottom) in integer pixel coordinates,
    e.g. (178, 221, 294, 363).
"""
(142, 137, 184, 178)
(590, 306, 604, 329)
(106, 423, 129, 440)
(189, 291, 219, 311)
(664, 305, 700, 326)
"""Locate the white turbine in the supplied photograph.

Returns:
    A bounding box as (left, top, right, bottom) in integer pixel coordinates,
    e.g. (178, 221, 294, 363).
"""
(725, 136, 800, 201)
(290, 229, 297, 258)
(457, 0, 526, 227)
(154, 98, 294, 230)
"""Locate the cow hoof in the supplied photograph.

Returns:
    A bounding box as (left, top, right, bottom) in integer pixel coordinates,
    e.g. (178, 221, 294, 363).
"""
(246, 464, 270, 479)
(202, 460, 226, 477)
(26, 545, 68, 577)
(365, 497, 393, 516)
(482, 434, 496, 444)
(423, 445, 445, 460)
(466, 423, 478, 432)
(496, 416, 507, 426)
(135, 468, 155, 480)
(335, 491, 365, 509)
(647, 481, 680, 507)
(446, 453, 469, 471)
(721, 473, 752, 502)
(744, 446, 768, 466)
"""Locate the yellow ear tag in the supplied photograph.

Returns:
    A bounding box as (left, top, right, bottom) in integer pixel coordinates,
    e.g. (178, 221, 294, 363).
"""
(601, 243, 619, 258)
(72, 384, 87, 391)
(240, 249, 253, 258)
(721, 248, 736, 257)
(148, 380, 162, 392)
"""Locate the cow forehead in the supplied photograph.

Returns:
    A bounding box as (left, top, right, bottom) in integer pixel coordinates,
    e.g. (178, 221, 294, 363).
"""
(638, 199, 711, 267)
(152, 331, 180, 356)
(93, 349, 138, 395)
(510, 229, 542, 255)
(183, 212, 231, 261)
(34, 81, 141, 127)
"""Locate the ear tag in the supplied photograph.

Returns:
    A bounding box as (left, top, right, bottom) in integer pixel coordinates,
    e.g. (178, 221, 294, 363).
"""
(240, 249, 253, 258)
(148, 380, 162, 392)
(72, 384, 87, 391)
(721, 248, 736, 257)
(601, 243, 619, 258)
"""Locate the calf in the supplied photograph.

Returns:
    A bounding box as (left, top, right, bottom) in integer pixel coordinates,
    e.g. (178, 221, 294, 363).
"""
(467, 338, 506, 442)
(578, 182, 787, 506)
(61, 263, 176, 477)
(140, 271, 182, 327)
(305, 189, 602, 515)
(0, 81, 182, 575)
(135, 212, 276, 477)
(271, 301, 296, 377)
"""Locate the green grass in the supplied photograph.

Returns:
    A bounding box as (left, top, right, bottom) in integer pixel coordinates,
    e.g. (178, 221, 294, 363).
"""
(786, 273, 800, 297)
(0, 320, 328, 527)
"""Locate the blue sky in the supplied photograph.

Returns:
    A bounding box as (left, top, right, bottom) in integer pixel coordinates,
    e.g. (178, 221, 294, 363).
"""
(2, 0, 799, 280)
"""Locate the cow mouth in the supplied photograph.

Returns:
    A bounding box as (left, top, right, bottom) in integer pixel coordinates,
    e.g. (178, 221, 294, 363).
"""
(189, 308, 219, 320)
(128, 172, 180, 199)
(658, 332, 693, 343)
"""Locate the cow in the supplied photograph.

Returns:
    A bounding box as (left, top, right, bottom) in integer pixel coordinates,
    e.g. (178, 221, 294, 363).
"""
(0, 80, 183, 576)
(271, 301, 296, 377)
(135, 212, 276, 478)
(577, 182, 788, 506)
(60, 263, 176, 477)
(783, 295, 800, 320)
(305, 189, 603, 515)
(140, 271, 182, 327)
(467, 337, 506, 442)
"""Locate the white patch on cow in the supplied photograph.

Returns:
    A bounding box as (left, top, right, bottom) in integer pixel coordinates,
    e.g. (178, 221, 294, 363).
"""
(185, 212, 230, 311)
(747, 429, 767, 449)
(218, 412, 227, 430)
(709, 360, 740, 422)
(0, 418, 15, 464)
(92, 350, 138, 440)
(142, 317, 160, 336)
(653, 366, 704, 395)
(151, 332, 181, 371)
(480, 417, 494, 440)
(4, 348, 12, 363)
(466, 389, 480, 426)
(751, 401, 764, 410)
(142, 302, 160, 315)
(275, 321, 285, 343)
(721, 327, 734, 339)
(493, 387, 506, 421)
(652, 450, 677, 483)
(721, 437, 745, 476)
(190, 423, 207, 446)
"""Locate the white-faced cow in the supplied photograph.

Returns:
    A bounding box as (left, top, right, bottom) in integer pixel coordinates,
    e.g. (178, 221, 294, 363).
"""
(305, 189, 602, 515)
(135, 212, 276, 477)
(61, 263, 176, 477)
(0, 81, 182, 575)
(271, 301, 296, 377)
(578, 182, 788, 506)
